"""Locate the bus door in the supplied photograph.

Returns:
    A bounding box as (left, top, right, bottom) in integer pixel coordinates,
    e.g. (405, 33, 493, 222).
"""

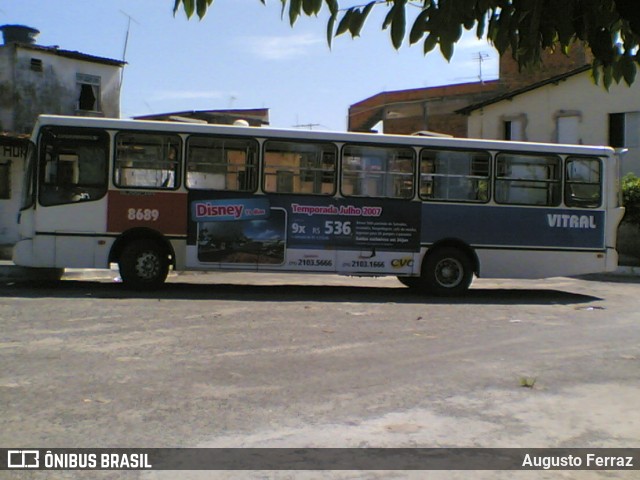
(35, 127, 110, 268)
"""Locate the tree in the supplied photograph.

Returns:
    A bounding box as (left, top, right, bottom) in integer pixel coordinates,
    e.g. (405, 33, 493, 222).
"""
(173, 0, 640, 87)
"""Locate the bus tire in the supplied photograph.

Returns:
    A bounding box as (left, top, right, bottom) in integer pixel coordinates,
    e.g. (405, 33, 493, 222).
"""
(118, 239, 169, 290)
(422, 247, 473, 296)
(397, 276, 423, 289)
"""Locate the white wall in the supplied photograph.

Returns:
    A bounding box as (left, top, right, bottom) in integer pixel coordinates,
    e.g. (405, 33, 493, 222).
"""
(0, 45, 122, 133)
(467, 72, 640, 175)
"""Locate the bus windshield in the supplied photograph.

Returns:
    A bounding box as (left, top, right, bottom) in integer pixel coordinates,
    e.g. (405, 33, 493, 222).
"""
(20, 142, 36, 210)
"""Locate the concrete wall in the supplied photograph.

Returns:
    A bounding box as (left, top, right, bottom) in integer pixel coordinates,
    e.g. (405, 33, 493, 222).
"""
(0, 139, 27, 253)
(0, 44, 122, 133)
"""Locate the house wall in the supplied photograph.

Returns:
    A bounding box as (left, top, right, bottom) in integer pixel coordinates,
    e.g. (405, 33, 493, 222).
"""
(0, 48, 15, 132)
(0, 44, 121, 133)
(0, 139, 27, 252)
(467, 72, 640, 175)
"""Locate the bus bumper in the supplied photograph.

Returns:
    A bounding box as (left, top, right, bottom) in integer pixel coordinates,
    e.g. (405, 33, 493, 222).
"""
(12, 239, 36, 267)
(606, 247, 619, 272)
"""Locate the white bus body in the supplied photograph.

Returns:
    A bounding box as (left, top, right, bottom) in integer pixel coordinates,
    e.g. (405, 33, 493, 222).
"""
(14, 115, 625, 294)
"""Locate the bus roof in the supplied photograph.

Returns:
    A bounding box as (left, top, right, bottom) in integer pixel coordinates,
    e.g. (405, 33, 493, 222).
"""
(32, 114, 615, 157)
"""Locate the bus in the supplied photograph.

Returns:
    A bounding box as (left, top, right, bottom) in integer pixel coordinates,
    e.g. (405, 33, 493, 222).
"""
(13, 114, 625, 295)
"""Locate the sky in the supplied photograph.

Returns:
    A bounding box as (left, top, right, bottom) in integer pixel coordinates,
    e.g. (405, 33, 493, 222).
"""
(1, 0, 499, 131)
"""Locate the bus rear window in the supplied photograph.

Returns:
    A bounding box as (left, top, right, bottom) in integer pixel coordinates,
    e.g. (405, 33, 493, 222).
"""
(565, 157, 601, 208)
(495, 153, 561, 206)
(115, 132, 181, 189)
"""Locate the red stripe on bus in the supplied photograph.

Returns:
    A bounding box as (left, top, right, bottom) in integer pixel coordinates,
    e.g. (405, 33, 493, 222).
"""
(107, 190, 187, 235)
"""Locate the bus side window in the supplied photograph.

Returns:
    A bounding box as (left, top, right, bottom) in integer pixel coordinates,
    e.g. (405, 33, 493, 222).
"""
(186, 136, 258, 192)
(39, 128, 109, 207)
(114, 132, 181, 190)
(565, 157, 601, 208)
(341, 144, 415, 199)
(263, 140, 337, 195)
(495, 153, 561, 206)
(419, 149, 490, 202)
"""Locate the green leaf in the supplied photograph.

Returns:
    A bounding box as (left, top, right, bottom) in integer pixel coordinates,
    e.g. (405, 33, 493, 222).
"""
(591, 61, 601, 85)
(621, 56, 637, 86)
(182, 0, 195, 18)
(362, 1, 376, 22)
(409, 7, 431, 45)
(383, 7, 394, 30)
(196, 0, 213, 19)
(327, 11, 337, 47)
(440, 39, 454, 61)
(325, 0, 338, 16)
(289, 0, 302, 25)
(603, 64, 614, 90)
(349, 2, 375, 38)
(303, 0, 323, 16)
(423, 33, 438, 54)
(336, 9, 354, 36)
(390, 1, 407, 49)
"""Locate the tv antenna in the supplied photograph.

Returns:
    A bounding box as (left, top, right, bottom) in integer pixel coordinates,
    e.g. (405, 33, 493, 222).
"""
(475, 51, 490, 83)
(119, 10, 140, 86)
(293, 123, 321, 130)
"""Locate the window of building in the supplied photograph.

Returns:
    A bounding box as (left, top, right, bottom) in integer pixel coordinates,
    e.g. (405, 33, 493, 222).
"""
(609, 112, 640, 148)
(495, 153, 561, 206)
(263, 140, 336, 195)
(0, 162, 10, 199)
(186, 136, 258, 191)
(503, 117, 525, 141)
(115, 132, 181, 189)
(341, 144, 415, 199)
(419, 149, 490, 202)
(565, 157, 601, 208)
(76, 73, 101, 112)
(557, 115, 581, 144)
(38, 128, 109, 207)
(30, 58, 43, 72)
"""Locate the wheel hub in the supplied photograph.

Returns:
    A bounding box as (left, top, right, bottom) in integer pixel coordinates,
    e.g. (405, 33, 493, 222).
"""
(435, 258, 463, 287)
(136, 251, 160, 279)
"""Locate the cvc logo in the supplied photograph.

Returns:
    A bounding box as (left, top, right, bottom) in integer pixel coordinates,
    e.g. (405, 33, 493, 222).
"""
(8, 450, 40, 468)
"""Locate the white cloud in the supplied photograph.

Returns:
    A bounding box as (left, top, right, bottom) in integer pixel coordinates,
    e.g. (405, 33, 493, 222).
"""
(242, 33, 323, 60)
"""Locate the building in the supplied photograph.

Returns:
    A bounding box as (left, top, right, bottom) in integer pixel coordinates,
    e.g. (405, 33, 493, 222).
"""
(458, 66, 640, 176)
(0, 25, 125, 257)
(348, 45, 592, 137)
(134, 109, 270, 127)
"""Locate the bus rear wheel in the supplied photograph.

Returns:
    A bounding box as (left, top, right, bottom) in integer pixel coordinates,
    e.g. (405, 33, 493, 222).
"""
(118, 239, 169, 290)
(422, 247, 473, 296)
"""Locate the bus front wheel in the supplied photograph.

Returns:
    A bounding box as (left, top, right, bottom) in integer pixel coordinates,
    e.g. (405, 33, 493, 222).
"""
(422, 247, 473, 296)
(118, 239, 169, 290)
